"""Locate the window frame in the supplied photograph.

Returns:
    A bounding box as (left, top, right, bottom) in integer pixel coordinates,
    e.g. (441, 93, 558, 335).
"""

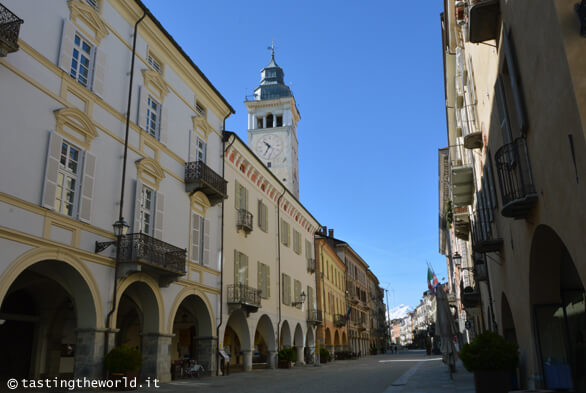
(70, 33, 94, 88)
(146, 95, 161, 139)
(139, 184, 155, 235)
(55, 140, 82, 217)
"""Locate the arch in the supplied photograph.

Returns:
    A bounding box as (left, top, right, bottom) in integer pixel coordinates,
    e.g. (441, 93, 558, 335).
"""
(54, 107, 98, 150)
(334, 330, 341, 346)
(501, 293, 517, 345)
(280, 320, 292, 347)
(0, 247, 102, 328)
(342, 331, 348, 346)
(111, 273, 164, 332)
(293, 323, 304, 348)
(266, 113, 274, 128)
(254, 314, 276, 352)
(325, 328, 332, 346)
(224, 309, 252, 351)
(306, 326, 315, 348)
(167, 288, 214, 335)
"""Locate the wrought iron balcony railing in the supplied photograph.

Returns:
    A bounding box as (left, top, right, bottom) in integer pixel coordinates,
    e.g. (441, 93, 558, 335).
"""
(227, 283, 261, 308)
(117, 233, 186, 275)
(334, 314, 346, 327)
(471, 208, 503, 253)
(184, 160, 227, 206)
(307, 258, 316, 273)
(307, 309, 322, 325)
(0, 4, 23, 57)
(236, 209, 253, 233)
(461, 286, 481, 309)
(468, 0, 500, 43)
(474, 261, 489, 282)
(495, 138, 537, 218)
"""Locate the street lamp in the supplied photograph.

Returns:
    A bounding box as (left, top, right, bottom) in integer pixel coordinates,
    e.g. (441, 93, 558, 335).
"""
(292, 291, 306, 307)
(95, 218, 129, 253)
(452, 252, 462, 267)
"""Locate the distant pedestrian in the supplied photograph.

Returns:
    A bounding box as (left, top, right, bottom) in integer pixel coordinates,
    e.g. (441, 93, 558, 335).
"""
(394, 345, 398, 354)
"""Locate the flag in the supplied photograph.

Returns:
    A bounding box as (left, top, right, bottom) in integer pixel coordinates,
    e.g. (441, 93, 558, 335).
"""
(427, 267, 439, 291)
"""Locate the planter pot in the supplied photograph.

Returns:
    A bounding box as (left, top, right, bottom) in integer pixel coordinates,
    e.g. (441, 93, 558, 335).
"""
(278, 360, 292, 369)
(473, 370, 511, 393)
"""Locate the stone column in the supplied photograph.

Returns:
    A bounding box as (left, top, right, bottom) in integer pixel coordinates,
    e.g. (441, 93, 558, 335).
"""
(74, 328, 107, 379)
(194, 336, 217, 376)
(141, 333, 172, 383)
(241, 349, 252, 371)
(267, 350, 277, 369)
(295, 346, 304, 366)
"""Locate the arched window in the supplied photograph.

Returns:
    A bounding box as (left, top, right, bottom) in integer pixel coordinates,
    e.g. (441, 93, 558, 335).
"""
(266, 113, 274, 128)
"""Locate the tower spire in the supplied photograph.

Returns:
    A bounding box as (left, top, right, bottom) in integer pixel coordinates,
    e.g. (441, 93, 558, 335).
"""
(267, 39, 275, 60)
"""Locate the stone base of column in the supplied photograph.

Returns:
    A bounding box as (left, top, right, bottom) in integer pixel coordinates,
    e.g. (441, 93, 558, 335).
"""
(141, 333, 172, 383)
(241, 349, 252, 372)
(267, 350, 277, 369)
(193, 336, 217, 376)
(295, 346, 304, 366)
(74, 328, 109, 379)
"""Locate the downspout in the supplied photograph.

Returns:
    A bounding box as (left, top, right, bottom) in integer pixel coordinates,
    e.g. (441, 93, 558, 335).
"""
(276, 188, 287, 352)
(104, 10, 146, 370)
(217, 129, 235, 376)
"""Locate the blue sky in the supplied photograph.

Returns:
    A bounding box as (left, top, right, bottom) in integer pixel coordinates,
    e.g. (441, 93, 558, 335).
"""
(143, 0, 448, 310)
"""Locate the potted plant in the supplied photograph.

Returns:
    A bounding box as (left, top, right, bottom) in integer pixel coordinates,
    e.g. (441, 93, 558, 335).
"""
(104, 345, 142, 389)
(319, 347, 330, 363)
(459, 331, 519, 393)
(277, 347, 296, 368)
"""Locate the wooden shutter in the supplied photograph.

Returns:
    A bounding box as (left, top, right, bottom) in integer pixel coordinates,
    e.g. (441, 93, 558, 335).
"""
(203, 218, 210, 266)
(258, 200, 263, 229)
(154, 191, 164, 239)
(503, 29, 526, 134)
(241, 253, 249, 285)
(495, 76, 512, 145)
(294, 280, 301, 306)
(42, 132, 63, 209)
(191, 213, 200, 263)
(58, 19, 76, 72)
(234, 250, 239, 285)
(189, 130, 196, 162)
(266, 265, 270, 298)
(257, 262, 263, 297)
(133, 179, 143, 233)
(78, 150, 96, 223)
(137, 86, 147, 130)
(234, 181, 240, 210)
(92, 46, 106, 98)
(159, 105, 168, 144)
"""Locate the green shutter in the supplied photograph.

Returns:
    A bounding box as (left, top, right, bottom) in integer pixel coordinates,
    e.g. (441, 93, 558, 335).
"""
(235, 181, 240, 210)
(257, 261, 262, 297)
(234, 249, 239, 285)
(266, 265, 270, 298)
(242, 253, 249, 285)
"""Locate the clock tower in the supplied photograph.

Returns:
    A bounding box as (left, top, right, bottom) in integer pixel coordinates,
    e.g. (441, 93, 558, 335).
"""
(246, 48, 300, 198)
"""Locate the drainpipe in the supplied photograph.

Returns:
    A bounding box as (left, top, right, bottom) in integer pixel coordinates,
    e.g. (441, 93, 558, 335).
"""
(217, 129, 235, 376)
(104, 10, 146, 370)
(276, 188, 286, 352)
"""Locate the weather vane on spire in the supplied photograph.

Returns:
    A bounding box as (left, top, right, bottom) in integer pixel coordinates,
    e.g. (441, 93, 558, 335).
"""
(267, 39, 276, 59)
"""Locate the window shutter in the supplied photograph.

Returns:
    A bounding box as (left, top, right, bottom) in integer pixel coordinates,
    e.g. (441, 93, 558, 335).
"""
(257, 200, 263, 228)
(189, 130, 196, 162)
(159, 105, 168, 144)
(257, 262, 263, 297)
(92, 46, 106, 98)
(495, 76, 512, 145)
(234, 250, 239, 285)
(133, 179, 143, 233)
(42, 132, 63, 209)
(294, 280, 301, 305)
(203, 218, 210, 266)
(503, 29, 526, 134)
(242, 253, 249, 286)
(58, 19, 76, 72)
(263, 204, 268, 231)
(154, 191, 164, 239)
(191, 213, 200, 263)
(137, 86, 147, 130)
(78, 150, 96, 223)
(266, 265, 270, 298)
(234, 181, 240, 210)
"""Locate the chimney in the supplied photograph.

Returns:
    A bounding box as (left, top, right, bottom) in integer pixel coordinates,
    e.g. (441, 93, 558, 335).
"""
(322, 226, 327, 236)
(328, 229, 334, 238)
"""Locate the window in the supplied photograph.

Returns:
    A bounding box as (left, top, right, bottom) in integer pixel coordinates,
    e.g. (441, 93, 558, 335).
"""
(147, 52, 162, 73)
(294, 279, 302, 308)
(195, 101, 206, 118)
(191, 213, 210, 266)
(293, 230, 301, 254)
(234, 251, 248, 285)
(70, 34, 93, 87)
(55, 141, 81, 217)
(85, 0, 99, 10)
(307, 285, 314, 310)
(258, 262, 270, 299)
(305, 239, 312, 259)
(256, 116, 263, 129)
(235, 181, 248, 211)
(266, 114, 274, 128)
(276, 115, 283, 127)
(146, 95, 161, 138)
(282, 273, 291, 305)
(138, 185, 155, 235)
(258, 200, 268, 232)
(280, 219, 290, 246)
(195, 137, 206, 163)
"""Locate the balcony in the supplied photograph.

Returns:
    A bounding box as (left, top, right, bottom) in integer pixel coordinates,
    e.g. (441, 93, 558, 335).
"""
(453, 206, 470, 241)
(461, 286, 481, 308)
(0, 4, 23, 57)
(468, 0, 500, 43)
(307, 309, 322, 325)
(495, 138, 537, 219)
(227, 283, 261, 314)
(307, 258, 316, 274)
(184, 161, 227, 206)
(451, 161, 474, 207)
(471, 210, 503, 253)
(474, 261, 489, 282)
(116, 233, 186, 287)
(236, 209, 253, 233)
(334, 314, 346, 327)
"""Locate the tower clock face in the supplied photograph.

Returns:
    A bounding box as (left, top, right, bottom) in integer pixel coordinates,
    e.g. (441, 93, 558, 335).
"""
(255, 134, 284, 160)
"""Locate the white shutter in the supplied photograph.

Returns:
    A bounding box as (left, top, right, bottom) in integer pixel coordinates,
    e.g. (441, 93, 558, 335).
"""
(503, 29, 526, 133)
(203, 218, 210, 266)
(42, 132, 64, 209)
(189, 130, 196, 162)
(191, 213, 200, 263)
(234, 181, 240, 210)
(78, 150, 96, 223)
(257, 262, 263, 298)
(133, 179, 143, 233)
(234, 250, 239, 285)
(58, 19, 76, 72)
(137, 86, 147, 130)
(159, 105, 168, 144)
(266, 265, 270, 298)
(154, 191, 164, 239)
(242, 253, 248, 286)
(92, 46, 106, 98)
